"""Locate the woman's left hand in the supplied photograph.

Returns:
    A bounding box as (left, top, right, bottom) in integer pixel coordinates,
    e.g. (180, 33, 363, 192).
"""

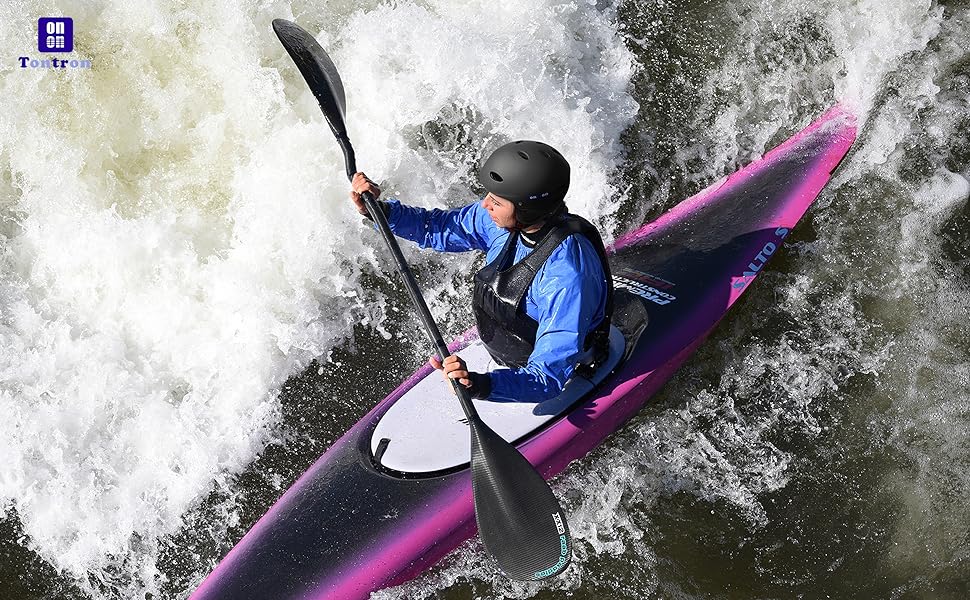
(429, 354, 492, 399)
(429, 354, 472, 388)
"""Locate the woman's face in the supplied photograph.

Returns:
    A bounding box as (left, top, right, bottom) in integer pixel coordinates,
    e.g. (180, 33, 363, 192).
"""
(481, 192, 517, 229)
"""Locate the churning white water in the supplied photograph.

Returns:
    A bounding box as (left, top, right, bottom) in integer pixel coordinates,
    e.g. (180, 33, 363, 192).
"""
(0, 0, 636, 597)
(2, 0, 968, 599)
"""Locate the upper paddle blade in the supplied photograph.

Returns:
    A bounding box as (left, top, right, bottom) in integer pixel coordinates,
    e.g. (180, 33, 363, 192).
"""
(272, 18, 348, 137)
(469, 418, 572, 580)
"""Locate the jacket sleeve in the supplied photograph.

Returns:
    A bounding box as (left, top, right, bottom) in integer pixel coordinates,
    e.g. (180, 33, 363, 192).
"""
(485, 237, 607, 402)
(380, 199, 496, 252)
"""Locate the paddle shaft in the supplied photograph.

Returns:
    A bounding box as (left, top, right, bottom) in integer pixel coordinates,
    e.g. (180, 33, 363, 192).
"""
(272, 19, 571, 581)
(339, 137, 481, 422)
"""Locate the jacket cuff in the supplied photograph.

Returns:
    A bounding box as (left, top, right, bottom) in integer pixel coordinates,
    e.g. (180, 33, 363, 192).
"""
(362, 200, 392, 223)
(467, 371, 493, 400)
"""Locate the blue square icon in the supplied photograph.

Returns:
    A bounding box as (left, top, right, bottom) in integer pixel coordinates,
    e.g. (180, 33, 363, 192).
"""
(38, 18, 73, 53)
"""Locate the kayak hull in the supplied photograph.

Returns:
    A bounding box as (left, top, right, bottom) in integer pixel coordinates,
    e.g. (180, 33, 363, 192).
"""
(190, 105, 857, 600)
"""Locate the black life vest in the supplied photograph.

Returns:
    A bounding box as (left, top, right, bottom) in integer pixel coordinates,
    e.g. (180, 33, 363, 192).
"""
(472, 213, 614, 370)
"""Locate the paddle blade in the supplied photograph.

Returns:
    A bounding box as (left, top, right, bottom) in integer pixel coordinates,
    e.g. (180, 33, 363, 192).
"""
(469, 419, 572, 580)
(272, 18, 348, 137)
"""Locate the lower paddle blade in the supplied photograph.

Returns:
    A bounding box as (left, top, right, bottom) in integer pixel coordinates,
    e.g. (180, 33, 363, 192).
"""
(469, 419, 572, 580)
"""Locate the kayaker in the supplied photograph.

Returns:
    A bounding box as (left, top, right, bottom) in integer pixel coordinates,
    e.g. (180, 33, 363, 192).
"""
(349, 141, 613, 402)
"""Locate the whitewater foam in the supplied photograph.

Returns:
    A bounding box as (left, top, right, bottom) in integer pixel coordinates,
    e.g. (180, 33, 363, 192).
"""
(0, 0, 638, 597)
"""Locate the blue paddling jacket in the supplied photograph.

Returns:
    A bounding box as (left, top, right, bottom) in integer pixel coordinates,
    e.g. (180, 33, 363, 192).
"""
(381, 199, 610, 402)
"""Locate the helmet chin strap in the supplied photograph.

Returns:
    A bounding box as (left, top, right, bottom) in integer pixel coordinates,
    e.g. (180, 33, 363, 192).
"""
(510, 203, 567, 232)
(511, 215, 544, 233)
(508, 205, 534, 232)
(510, 220, 531, 232)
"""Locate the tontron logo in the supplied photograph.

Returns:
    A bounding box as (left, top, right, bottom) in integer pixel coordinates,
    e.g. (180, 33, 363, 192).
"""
(38, 17, 73, 52)
(18, 17, 92, 70)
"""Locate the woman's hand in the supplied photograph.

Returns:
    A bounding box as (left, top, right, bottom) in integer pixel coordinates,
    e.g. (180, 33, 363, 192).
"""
(350, 172, 381, 216)
(429, 354, 492, 399)
(430, 354, 472, 388)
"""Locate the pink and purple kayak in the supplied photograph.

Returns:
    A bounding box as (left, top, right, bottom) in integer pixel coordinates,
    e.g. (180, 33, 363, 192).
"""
(190, 105, 857, 599)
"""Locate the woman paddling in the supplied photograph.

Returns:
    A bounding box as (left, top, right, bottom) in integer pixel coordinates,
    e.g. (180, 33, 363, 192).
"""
(350, 141, 613, 402)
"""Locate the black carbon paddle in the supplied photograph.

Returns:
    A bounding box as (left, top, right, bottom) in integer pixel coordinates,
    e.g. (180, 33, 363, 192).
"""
(272, 18, 572, 581)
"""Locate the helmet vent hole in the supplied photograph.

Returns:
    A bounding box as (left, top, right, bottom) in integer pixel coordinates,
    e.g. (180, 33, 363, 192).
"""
(489, 171, 504, 182)
(541, 150, 552, 158)
(517, 151, 530, 160)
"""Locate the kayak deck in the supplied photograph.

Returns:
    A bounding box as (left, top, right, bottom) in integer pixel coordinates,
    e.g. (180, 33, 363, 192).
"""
(189, 105, 857, 600)
(370, 325, 627, 475)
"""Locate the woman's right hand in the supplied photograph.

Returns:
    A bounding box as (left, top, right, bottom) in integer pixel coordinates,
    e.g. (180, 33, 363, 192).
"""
(350, 172, 382, 216)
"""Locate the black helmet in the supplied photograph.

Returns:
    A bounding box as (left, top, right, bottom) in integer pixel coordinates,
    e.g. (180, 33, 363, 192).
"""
(478, 140, 570, 226)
